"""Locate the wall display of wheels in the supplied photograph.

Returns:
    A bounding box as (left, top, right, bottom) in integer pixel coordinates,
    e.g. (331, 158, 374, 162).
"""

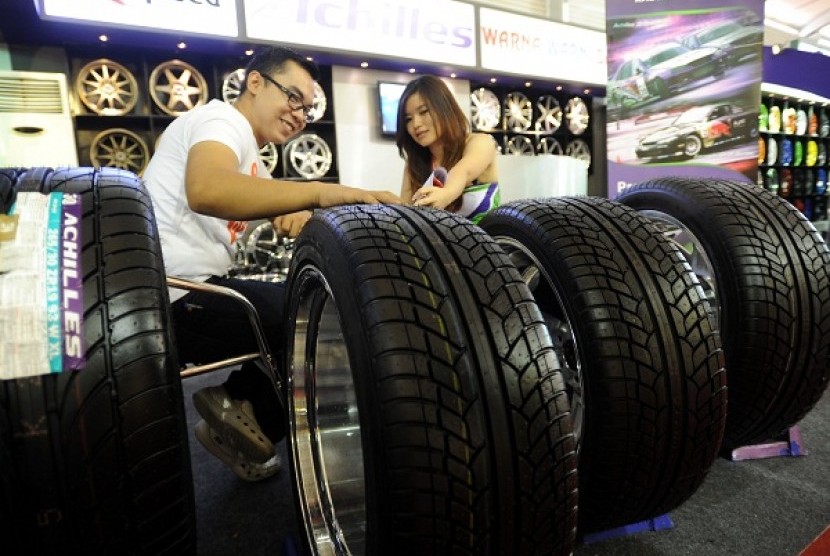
(471, 84, 593, 171)
(68, 49, 339, 182)
(757, 93, 830, 222)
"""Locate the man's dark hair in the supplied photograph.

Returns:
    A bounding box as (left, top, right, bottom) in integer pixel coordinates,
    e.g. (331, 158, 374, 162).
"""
(240, 45, 320, 94)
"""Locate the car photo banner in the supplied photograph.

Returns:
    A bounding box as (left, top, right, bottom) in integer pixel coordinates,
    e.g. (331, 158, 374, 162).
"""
(605, 0, 764, 197)
(0, 192, 85, 379)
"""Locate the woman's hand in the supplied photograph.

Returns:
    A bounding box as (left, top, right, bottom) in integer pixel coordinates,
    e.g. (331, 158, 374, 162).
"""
(411, 185, 458, 210)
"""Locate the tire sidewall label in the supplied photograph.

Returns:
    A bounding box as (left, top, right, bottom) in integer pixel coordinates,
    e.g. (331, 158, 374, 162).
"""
(0, 192, 85, 379)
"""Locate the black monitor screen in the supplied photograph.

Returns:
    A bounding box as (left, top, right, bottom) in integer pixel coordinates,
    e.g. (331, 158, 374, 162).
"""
(378, 81, 406, 137)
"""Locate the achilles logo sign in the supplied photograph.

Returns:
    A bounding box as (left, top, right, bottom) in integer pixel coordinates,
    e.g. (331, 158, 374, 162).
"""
(245, 0, 477, 67)
(40, 0, 238, 37)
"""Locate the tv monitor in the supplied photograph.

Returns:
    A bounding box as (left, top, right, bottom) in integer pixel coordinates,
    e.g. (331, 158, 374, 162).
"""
(377, 81, 406, 137)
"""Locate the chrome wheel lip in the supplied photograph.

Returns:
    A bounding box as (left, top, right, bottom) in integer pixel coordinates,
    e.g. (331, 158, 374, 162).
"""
(289, 266, 367, 556)
(639, 209, 720, 329)
(493, 235, 585, 451)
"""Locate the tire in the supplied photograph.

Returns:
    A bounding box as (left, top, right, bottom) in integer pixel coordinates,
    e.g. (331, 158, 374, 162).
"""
(479, 197, 727, 534)
(284, 205, 578, 555)
(684, 134, 703, 158)
(0, 167, 196, 555)
(618, 177, 830, 452)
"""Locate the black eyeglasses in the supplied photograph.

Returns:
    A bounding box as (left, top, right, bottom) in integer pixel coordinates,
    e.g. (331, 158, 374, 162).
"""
(259, 72, 314, 123)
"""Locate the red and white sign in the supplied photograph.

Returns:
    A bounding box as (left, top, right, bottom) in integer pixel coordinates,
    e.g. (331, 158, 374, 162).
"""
(479, 7, 607, 86)
(40, 0, 239, 37)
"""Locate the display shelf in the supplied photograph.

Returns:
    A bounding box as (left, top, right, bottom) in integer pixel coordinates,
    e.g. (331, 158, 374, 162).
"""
(758, 91, 829, 222)
(469, 82, 595, 173)
(67, 46, 338, 181)
(731, 425, 806, 461)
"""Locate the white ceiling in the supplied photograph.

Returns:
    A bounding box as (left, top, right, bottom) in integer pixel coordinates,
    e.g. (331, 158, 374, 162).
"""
(491, 0, 830, 55)
(763, 0, 830, 52)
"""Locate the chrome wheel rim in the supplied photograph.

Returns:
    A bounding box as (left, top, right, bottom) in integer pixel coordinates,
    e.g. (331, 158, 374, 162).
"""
(565, 139, 591, 165)
(243, 221, 293, 277)
(75, 58, 138, 116)
(537, 137, 563, 155)
(565, 97, 590, 135)
(309, 81, 327, 123)
(506, 135, 535, 155)
(290, 267, 366, 556)
(259, 142, 279, 174)
(286, 134, 332, 179)
(89, 127, 149, 175)
(495, 237, 585, 452)
(149, 59, 208, 116)
(222, 68, 245, 104)
(535, 95, 562, 133)
(504, 91, 532, 132)
(639, 210, 719, 329)
(470, 87, 501, 131)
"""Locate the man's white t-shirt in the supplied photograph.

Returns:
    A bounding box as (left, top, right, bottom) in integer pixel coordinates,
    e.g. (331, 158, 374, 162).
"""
(143, 99, 268, 301)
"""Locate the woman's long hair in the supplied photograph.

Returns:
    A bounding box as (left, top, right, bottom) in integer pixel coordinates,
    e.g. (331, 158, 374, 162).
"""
(395, 76, 470, 190)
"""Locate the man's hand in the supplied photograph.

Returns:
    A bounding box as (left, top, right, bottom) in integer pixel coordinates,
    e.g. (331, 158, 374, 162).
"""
(273, 211, 313, 238)
(317, 184, 401, 208)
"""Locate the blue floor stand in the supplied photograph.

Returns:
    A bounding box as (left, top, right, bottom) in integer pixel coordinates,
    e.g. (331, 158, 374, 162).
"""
(583, 513, 675, 544)
(731, 425, 806, 461)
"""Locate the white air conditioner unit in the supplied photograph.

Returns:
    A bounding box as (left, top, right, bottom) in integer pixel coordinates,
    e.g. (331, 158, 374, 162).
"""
(0, 70, 78, 167)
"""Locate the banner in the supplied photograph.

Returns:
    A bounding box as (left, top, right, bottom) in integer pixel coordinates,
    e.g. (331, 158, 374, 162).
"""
(605, 0, 764, 197)
(40, 0, 239, 37)
(244, 0, 477, 67)
(479, 7, 606, 86)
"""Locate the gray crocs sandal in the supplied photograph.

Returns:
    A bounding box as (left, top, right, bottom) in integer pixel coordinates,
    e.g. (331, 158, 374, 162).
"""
(192, 385, 275, 463)
(194, 420, 280, 482)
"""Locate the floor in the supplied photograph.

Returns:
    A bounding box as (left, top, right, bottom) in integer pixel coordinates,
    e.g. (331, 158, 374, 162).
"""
(183, 370, 830, 556)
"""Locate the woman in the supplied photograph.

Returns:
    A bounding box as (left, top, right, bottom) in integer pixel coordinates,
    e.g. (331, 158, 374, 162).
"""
(396, 75, 500, 224)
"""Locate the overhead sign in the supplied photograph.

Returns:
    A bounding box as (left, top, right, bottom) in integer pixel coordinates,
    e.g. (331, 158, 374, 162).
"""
(478, 7, 607, 86)
(39, 0, 239, 37)
(244, 0, 477, 67)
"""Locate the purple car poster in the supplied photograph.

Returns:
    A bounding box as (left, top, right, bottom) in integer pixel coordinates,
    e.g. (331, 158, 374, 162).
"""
(606, 0, 764, 197)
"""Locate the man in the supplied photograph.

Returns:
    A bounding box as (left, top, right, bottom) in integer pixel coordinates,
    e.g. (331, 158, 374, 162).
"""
(143, 46, 399, 481)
